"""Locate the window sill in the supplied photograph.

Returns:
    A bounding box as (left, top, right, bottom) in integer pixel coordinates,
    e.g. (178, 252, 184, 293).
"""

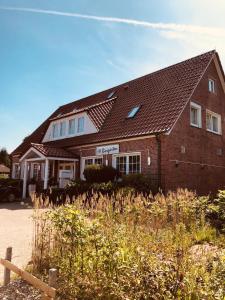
(190, 123, 202, 129)
(206, 129, 222, 135)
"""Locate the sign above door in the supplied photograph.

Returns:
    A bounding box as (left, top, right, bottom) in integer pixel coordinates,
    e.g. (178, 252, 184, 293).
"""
(96, 144, 119, 155)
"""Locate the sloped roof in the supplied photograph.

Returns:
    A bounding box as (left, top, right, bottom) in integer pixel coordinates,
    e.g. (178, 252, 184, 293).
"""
(0, 164, 10, 173)
(31, 143, 77, 159)
(12, 50, 216, 156)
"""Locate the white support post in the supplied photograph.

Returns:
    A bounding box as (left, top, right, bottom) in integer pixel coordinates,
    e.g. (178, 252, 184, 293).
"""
(44, 159, 49, 190)
(22, 160, 28, 199)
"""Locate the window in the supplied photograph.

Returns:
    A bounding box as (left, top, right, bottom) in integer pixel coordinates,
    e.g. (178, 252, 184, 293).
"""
(127, 106, 141, 118)
(52, 123, 59, 138)
(59, 121, 66, 137)
(190, 102, 202, 128)
(129, 155, 140, 174)
(206, 110, 221, 134)
(116, 156, 127, 175)
(33, 163, 40, 180)
(209, 79, 215, 93)
(114, 154, 141, 175)
(84, 157, 103, 167)
(68, 119, 75, 135)
(94, 158, 103, 165)
(77, 117, 84, 133)
(13, 164, 20, 179)
(107, 91, 115, 99)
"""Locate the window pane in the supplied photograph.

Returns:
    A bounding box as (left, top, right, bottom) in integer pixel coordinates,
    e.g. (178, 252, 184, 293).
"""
(85, 159, 93, 166)
(53, 124, 59, 138)
(78, 117, 84, 133)
(69, 119, 75, 134)
(206, 113, 211, 130)
(60, 121, 66, 136)
(212, 116, 218, 132)
(129, 155, 140, 174)
(33, 164, 40, 179)
(94, 158, 103, 165)
(116, 156, 127, 175)
(209, 79, 215, 93)
(14, 164, 20, 179)
(127, 106, 140, 118)
(191, 107, 198, 125)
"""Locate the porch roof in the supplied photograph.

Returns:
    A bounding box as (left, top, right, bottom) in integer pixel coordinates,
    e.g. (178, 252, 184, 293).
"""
(30, 143, 78, 159)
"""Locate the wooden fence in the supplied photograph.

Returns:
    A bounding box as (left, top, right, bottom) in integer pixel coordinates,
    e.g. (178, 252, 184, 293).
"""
(0, 247, 57, 300)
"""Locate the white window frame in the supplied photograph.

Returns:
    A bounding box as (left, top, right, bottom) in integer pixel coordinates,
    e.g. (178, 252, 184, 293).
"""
(112, 152, 141, 175)
(208, 79, 216, 93)
(206, 109, 222, 135)
(190, 102, 202, 128)
(80, 156, 103, 179)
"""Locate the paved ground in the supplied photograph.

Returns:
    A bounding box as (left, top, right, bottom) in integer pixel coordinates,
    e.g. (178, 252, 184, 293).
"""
(0, 201, 34, 283)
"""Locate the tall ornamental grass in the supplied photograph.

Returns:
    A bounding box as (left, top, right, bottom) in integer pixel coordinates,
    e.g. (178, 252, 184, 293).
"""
(32, 189, 225, 300)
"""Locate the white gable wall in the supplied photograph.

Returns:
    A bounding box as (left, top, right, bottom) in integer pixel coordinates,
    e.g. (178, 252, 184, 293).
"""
(42, 112, 97, 142)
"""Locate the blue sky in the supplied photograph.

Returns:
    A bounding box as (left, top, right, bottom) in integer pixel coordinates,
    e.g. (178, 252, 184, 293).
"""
(1, 0, 225, 152)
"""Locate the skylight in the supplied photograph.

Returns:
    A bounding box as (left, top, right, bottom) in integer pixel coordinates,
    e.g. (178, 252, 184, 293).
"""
(127, 106, 141, 118)
(107, 91, 116, 99)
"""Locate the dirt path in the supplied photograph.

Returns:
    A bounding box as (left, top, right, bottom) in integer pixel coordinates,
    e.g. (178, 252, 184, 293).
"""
(0, 201, 34, 283)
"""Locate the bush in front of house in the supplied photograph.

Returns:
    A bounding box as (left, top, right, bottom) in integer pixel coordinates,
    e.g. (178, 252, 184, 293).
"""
(83, 164, 119, 183)
(0, 178, 22, 188)
(204, 190, 225, 233)
(120, 173, 157, 194)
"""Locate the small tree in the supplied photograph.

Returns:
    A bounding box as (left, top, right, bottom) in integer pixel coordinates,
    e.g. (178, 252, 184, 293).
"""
(0, 148, 10, 167)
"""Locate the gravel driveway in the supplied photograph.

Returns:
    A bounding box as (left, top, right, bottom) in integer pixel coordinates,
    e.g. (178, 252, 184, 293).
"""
(0, 201, 34, 283)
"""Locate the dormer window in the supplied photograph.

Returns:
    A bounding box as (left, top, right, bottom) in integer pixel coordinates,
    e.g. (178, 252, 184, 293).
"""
(208, 79, 215, 93)
(77, 117, 84, 133)
(127, 106, 141, 118)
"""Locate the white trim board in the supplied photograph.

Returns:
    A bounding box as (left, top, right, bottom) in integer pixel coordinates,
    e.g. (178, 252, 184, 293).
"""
(19, 147, 45, 162)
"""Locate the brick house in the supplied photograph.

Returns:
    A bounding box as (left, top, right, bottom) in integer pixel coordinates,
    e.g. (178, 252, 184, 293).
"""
(0, 164, 10, 178)
(11, 50, 225, 197)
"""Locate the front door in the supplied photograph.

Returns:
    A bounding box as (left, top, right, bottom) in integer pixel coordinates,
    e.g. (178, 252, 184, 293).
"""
(58, 162, 74, 188)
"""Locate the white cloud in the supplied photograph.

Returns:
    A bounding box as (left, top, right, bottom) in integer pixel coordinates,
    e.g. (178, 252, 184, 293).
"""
(1, 6, 225, 39)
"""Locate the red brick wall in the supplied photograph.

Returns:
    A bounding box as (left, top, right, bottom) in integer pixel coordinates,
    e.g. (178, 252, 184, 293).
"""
(70, 137, 159, 178)
(162, 59, 225, 195)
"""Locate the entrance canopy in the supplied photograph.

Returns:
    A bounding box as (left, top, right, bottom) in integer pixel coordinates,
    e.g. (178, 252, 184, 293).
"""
(20, 143, 78, 198)
(20, 143, 78, 162)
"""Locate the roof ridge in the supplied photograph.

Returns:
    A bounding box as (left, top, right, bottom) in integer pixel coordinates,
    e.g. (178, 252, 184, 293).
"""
(59, 50, 216, 109)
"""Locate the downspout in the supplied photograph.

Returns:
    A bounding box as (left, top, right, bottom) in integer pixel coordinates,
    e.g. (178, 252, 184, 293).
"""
(156, 134, 162, 190)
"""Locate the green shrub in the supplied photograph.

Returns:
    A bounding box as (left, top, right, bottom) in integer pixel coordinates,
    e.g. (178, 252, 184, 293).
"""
(206, 190, 225, 233)
(121, 173, 154, 193)
(83, 164, 119, 183)
(0, 178, 22, 188)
